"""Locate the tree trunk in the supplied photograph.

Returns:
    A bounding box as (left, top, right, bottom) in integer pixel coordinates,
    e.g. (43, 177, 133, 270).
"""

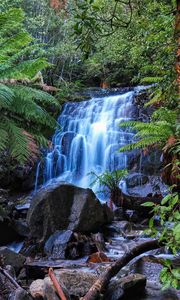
(82, 239, 161, 300)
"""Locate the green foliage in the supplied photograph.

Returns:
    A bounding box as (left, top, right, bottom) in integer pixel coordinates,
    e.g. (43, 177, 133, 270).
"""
(0, 0, 83, 86)
(119, 108, 179, 153)
(0, 8, 59, 163)
(142, 191, 180, 289)
(89, 169, 127, 196)
(72, 0, 176, 92)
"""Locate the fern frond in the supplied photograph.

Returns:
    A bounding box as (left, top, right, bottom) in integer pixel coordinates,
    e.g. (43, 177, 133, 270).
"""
(140, 76, 163, 84)
(144, 89, 164, 107)
(1, 117, 30, 162)
(119, 136, 163, 152)
(0, 83, 13, 108)
(9, 96, 58, 129)
(11, 85, 59, 108)
(0, 128, 8, 151)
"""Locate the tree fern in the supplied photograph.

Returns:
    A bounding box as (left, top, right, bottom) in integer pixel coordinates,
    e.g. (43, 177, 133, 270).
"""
(119, 108, 178, 153)
(0, 8, 60, 163)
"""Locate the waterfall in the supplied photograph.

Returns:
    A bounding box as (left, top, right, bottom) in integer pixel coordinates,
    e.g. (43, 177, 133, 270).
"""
(35, 88, 141, 198)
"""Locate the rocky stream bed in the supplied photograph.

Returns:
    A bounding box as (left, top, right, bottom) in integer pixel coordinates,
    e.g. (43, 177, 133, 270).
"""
(0, 182, 179, 300)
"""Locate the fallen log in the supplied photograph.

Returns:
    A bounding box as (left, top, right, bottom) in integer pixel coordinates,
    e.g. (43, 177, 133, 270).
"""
(82, 239, 161, 300)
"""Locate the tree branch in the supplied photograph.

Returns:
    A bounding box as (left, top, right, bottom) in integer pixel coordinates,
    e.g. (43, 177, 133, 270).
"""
(82, 239, 162, 300)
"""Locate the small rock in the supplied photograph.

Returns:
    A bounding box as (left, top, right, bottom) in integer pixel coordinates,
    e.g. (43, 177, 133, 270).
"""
(54, 269, 98, 298)
(105, 274, 146, 300)
(88, 252, 110, 263)
(119, 273, 146, 291)
(0, 247, 26, 272)
(44, 277, 70, 300)
(29, 279, 45, 298)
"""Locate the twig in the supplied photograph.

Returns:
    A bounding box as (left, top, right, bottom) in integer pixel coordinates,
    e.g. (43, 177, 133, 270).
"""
(48, 268, 68, 300)
(0, 266, 21, 289)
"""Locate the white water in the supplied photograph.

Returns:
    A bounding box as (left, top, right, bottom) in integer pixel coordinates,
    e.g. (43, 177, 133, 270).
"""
(35, 89, 141, 197)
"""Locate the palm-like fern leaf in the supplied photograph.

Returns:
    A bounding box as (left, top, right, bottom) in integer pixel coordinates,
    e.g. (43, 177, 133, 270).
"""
(0, 83, 14, 108)
(0, 8, 60, 163)
(119, 108, 178, 153)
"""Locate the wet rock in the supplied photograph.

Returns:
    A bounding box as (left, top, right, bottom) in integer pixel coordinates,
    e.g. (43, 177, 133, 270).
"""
(27, 182, 113, 243)
(105, 274, 146, 300)
(44, 230, 98, 259)
(9, 288, 32, 300)
(126, 174, 149, 188)
(118, 273, 146, 290)
(13, 219, 29, 237)
(44, 230, 74, 259)
(0, 247, 26, 272)
(104, 283, 124, 300)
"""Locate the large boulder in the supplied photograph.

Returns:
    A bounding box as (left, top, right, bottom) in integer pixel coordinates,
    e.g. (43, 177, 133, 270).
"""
(27, 181, 113, 243)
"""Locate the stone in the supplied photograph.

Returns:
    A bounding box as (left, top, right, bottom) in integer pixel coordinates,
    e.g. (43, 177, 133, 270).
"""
(44, 230, 99, 259)
(88, 251, 110, 263)
(29, 279, 45, 298)
(30, 270, 96, 299)
(9, 288, 32, 300)
(13, 219, 29, 237)
(105, 274, 146, 300)
(44, 277, 70, 300)
(27, 181, 113, 243)
(118, 273, 146, 291)
(0, 247, 26, 272)
(53, 269, 98, 298)
(126, 174, 149, 188)
(44, 230, 74, 259)
(104, 283, 124, 300)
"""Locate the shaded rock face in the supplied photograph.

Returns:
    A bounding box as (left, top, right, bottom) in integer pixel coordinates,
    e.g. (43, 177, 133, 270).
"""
(104, 274, 146, 300)
(27, 182, 113, 243)
(44, 230, 98, 259)
(0, 154, 37, 191)
(0, 220, 21, 246)
(0, 247, 25, 272)
(9, 288, 32, 300)
(123, 173, 167, 200)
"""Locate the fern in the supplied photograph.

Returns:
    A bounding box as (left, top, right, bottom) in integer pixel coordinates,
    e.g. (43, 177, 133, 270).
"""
(140, 76, 163, 84)
(0, 8, 60, 163)
(119, 108, 178, 153)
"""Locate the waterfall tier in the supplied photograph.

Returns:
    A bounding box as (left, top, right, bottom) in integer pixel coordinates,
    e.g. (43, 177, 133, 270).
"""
(38, 89, 138, 198)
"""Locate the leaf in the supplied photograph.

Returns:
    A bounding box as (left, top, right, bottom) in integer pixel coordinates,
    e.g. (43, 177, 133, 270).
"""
(141, 202, 155, 207)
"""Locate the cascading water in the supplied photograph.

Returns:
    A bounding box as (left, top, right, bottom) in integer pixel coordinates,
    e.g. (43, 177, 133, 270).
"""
(35, 88, 141, 198)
